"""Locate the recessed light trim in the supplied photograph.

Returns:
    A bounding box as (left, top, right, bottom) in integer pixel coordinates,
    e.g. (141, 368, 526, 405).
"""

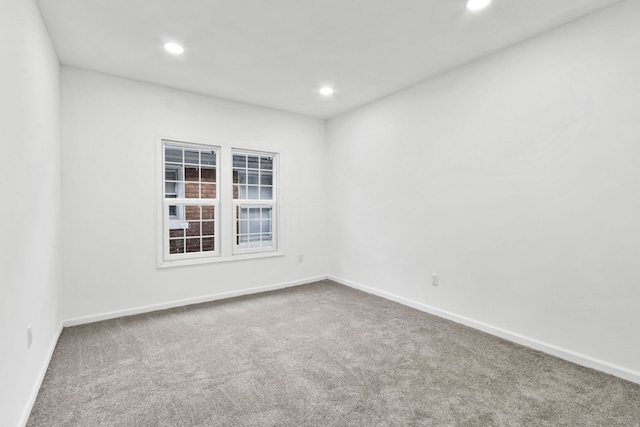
(466, 0, 491, 11)
(319, 87, 334, 96)
(164, 42, 185, 55)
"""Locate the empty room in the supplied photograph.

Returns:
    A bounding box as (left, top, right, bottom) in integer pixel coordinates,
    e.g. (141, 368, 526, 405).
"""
(2, 0, 640, 425)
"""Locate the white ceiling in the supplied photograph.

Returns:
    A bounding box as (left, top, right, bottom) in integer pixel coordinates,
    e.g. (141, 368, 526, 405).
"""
(36, 0, 624, 119)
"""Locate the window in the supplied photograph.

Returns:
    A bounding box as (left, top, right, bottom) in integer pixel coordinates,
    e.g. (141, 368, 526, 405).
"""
(232, 151, 277, 253)
(158, 138, 279, 267)
(161, 141, 219, 262)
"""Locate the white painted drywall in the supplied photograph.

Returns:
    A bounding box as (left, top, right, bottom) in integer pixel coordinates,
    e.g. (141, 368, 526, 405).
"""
(327, 0, 640, 374)
(0, 0, 62, 425)
(60, 67, 328, 321)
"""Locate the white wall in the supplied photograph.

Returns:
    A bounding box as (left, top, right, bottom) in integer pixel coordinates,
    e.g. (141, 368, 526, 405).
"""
(327, 0, 640, 377)
(61, 67, 328, 321)
(0, 0, 62, 425)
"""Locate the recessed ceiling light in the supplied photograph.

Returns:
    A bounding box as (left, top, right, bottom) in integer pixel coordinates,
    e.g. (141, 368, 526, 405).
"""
(319, 87, 334, 96)
(164, 42, 184, 55)
(466, 0, 491, 11)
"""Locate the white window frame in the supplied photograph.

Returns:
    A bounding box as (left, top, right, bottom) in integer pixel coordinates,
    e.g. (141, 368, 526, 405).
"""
(157, 138, 220, 267)
(231, 149, 278, 255)
(157, 137, 282, 268)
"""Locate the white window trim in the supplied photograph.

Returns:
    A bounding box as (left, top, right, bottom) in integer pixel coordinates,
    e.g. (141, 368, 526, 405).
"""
(156, 136, 283, 268)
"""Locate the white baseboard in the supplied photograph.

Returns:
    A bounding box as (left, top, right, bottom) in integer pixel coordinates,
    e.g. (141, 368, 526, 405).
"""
(19, 321, 64, 427)
(328, 275, 640, 385)
(63, 275, 328, 327)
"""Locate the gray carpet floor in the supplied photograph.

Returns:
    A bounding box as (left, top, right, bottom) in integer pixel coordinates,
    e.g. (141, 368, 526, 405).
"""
(28, 280, 640, 426)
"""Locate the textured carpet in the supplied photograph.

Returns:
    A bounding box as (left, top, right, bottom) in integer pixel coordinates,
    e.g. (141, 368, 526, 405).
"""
(28, 280, 640, 426)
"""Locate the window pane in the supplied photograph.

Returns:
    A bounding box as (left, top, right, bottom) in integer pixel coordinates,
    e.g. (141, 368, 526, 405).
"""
(233, 154, 246, 168)
(260, 156, 273, 170)
(169, 239, 185, 254)
(247, 156, 259, 169)
(167, 182, 182, 198)
(202, 237, 215, 251)
(186, 238, 201, 253)
(185, 183, 199, 198)
(260, 187, 272, 200)
(165, 147, 182, 163)
(260, 172, 272, 185)
(165, 169, 178, 180)
(168, 205, 185, 222)
(249, 207, 260, 219)
(261, 234, 273, 247)
(262, 220, 272, 233)
(165, 182, 176, 194)
(201, 183, 216, 199)
(187, 221, 201, 237)
(202, 221, 215, 236)
(248, 186, 259, 199)
(185, 166, 199, 182)
(170, 229, 184, 238)
(202, 206, 215, 220)
(248, 171, 259, 185)
(249, 220, 261, 234)
(262, 207, 272, 219)
(201, 167, 216, 183)
(240, 207, 248, 219)
(237, 235, 249, 249)
(165, 164, 182, 199)
(185, 206, 200, 220)
(239, 185, 247, 199)
(201, 151, 216, 166)
(185, 150, 199, 165)
(239, 220, 248, 234)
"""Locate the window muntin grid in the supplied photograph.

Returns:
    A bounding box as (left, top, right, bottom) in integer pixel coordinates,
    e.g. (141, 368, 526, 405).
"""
(232, 153, 273, 201)
(168, 205, 216, 254)
(165, 145, 217, 202)
(235, 205, 273, 249)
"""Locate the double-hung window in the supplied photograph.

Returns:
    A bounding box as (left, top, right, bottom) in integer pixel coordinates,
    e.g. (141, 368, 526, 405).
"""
(162, 141, 219, 261)
(158, 138, 279, 267)
(232, 151, 277, 254)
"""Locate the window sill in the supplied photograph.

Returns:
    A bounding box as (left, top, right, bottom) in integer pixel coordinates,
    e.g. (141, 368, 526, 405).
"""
(157, 251, 284, 269)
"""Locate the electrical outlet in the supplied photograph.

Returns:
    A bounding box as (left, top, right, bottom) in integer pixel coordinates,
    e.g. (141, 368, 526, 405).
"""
(27, 325, 33, 348)
(432, 274, 438, 286)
